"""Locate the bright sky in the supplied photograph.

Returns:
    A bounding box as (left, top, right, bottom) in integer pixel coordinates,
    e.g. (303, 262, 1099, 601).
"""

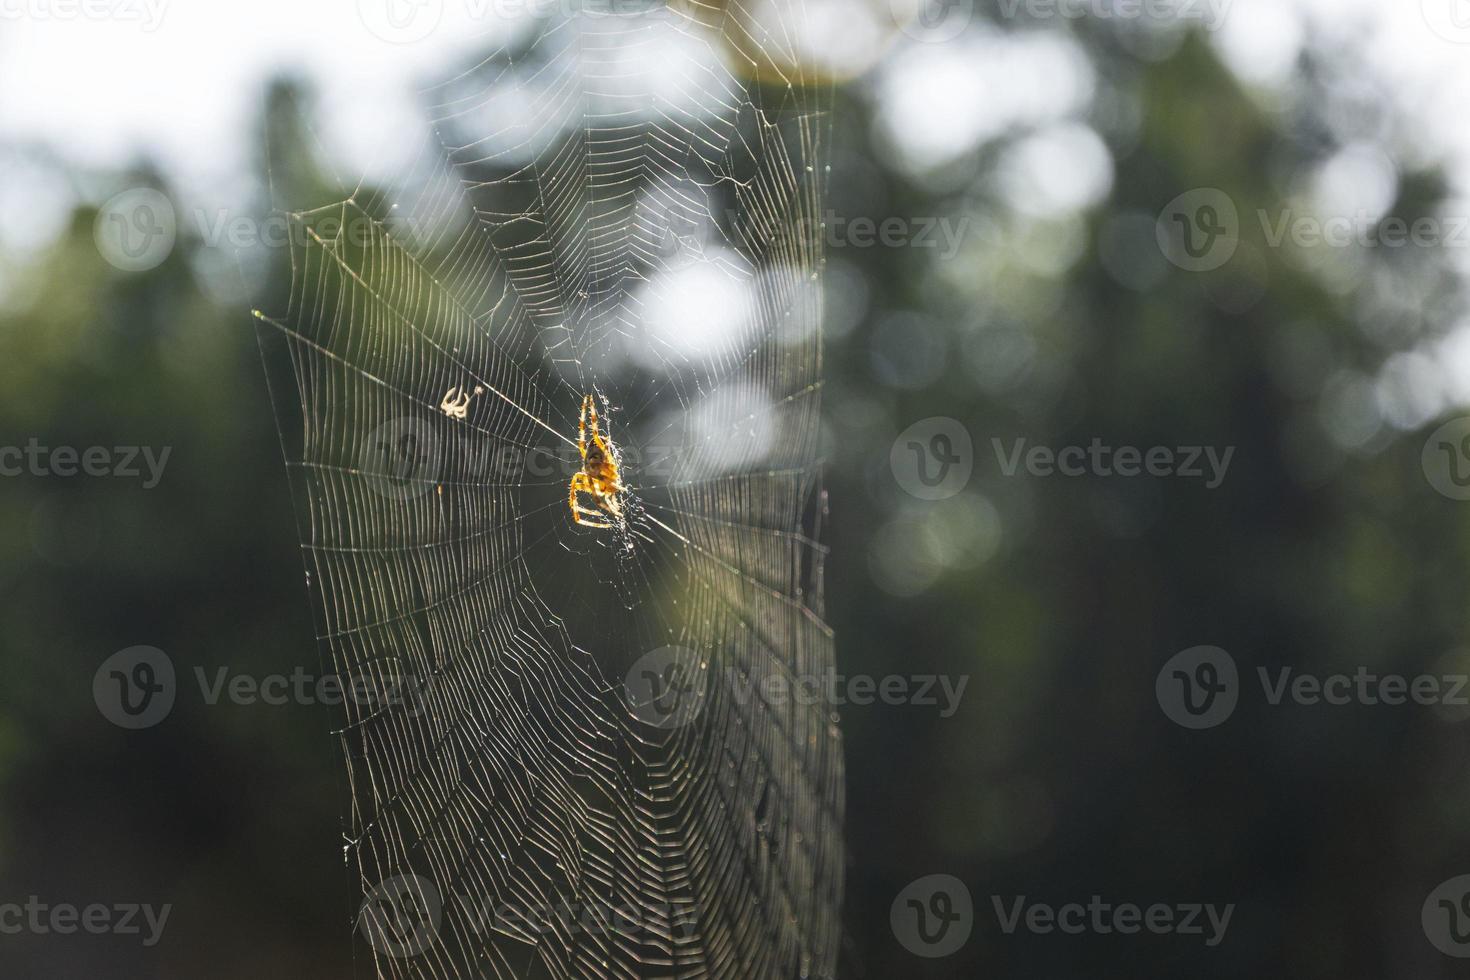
(2, 0, 1468, 201)
(0, 0, 517, 186)
(0, 0, 1453, 175)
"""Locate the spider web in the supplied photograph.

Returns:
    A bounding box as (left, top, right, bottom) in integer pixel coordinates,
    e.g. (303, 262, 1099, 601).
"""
(252, 2, 842, 978)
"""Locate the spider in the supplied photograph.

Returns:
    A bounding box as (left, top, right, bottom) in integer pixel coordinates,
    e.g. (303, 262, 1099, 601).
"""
(569, 393, 626, 529)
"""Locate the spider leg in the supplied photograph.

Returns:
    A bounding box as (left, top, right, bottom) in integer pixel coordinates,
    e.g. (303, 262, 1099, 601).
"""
(576, 393, 593, 449)
(571, 500, 614, 527)
(569, 472, 591, 517)
(578, 397, 588, 458)
(574, 515, 615, 529)
(573, 502, 617, 524)
(569, 473, 619, 528)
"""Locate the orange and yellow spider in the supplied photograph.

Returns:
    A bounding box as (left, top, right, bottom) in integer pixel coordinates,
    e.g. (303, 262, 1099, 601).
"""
(569, 393, 626, 529)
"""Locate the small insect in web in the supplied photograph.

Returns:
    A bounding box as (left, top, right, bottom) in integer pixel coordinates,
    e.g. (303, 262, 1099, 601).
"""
(569, 393, 627, 530)
(439, 385, 482, 420)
